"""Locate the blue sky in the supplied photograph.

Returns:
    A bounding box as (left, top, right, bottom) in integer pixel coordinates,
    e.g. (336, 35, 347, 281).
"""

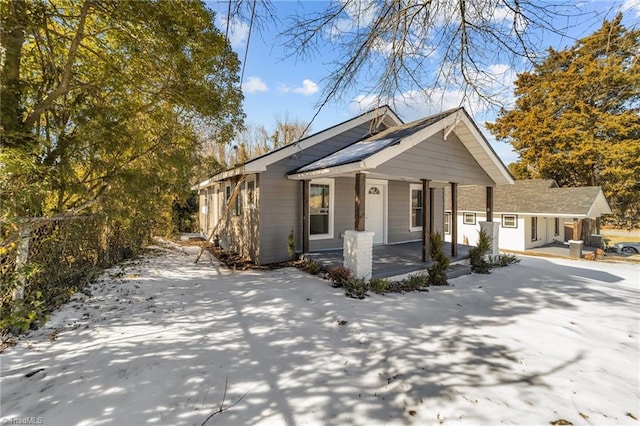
(205, 0, 639, 165)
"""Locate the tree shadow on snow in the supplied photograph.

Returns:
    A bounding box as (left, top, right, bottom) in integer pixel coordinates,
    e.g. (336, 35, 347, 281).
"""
(0, 250, 635, 425)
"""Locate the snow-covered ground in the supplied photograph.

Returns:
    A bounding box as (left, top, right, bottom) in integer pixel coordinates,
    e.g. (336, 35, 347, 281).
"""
(1, 245, 638, 426)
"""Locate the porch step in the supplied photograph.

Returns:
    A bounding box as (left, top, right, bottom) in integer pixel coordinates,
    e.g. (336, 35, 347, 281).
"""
(446, 263, 472, 280)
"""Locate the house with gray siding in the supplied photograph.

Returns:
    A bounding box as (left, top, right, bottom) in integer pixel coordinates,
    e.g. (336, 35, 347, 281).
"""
(443, 179, 612, 251)
(194, 106, 513, 273)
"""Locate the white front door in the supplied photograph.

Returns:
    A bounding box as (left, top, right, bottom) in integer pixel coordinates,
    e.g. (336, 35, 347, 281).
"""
(365, 183, 385, 244)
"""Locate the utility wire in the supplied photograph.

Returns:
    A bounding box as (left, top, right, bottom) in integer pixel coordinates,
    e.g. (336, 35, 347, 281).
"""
(240, 0, 257, 86)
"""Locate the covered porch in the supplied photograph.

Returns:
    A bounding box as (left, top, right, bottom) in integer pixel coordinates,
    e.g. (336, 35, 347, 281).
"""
(289, 108, 513, 279)
(303, 240, 471, 279)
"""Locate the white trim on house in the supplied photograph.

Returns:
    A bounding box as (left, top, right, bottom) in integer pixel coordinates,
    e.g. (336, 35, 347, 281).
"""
(501, 214, 518, 228)
(365, 178, 388, 244)
(463, 212, 476, 225)
(458, 209, 606, 219)
(453, 111, 513, 186)
(409, 183, 424, 232)
(444, 211, 451, 235)
(309, 178, 335, 241)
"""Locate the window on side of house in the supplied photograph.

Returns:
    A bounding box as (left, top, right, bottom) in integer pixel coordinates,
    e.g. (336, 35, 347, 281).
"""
(247, 179, 255, 207)
(502, 214, 517, 228)
(234, 181, 245, 216)
(225, 184, 231, 204)
(531, 217, 538, 241)
(463, 212, 476, 225)
(309, 179, 334, 239)
(554, 217, 560, 236)
(444, 212, 451, 235)
(410, 184, 423, 231)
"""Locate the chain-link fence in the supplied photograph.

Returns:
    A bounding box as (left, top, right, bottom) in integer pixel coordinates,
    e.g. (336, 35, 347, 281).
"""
(1, 215, 148, 334)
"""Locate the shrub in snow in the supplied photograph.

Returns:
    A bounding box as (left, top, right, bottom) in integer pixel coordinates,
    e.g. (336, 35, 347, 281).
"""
(403, 273, 429, 291)
(369, 277, 390, 294)
(343, 277, 369, 299)
(490, 253, 520, 267)
(328, 266, 351, 288)
(428, 232, 450, 286)
(303, 260, 322, 275)
(469, 229, 493, 273)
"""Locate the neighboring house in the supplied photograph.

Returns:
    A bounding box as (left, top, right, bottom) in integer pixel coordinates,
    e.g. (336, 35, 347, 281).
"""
(194, 106, 513, 269)
(443, 179, 612, 251)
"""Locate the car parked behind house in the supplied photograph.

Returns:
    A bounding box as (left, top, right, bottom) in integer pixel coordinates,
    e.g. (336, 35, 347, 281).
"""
(615, 242, 640, 254)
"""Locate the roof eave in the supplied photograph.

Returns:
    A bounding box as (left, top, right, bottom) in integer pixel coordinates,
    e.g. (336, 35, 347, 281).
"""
(456, 110, 514, 185)
(288, 162, 369, 180)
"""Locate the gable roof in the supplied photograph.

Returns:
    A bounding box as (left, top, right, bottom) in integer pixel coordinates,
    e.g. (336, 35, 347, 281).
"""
(295, 109, 457, 173)
(288, 108, 513, 186)
(445, 179, 612, 218)
(193, 105, 403, 190)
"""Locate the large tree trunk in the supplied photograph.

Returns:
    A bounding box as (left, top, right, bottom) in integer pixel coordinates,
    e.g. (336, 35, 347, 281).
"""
(580, 218, 594, 245)
(0, 0, 27, 139)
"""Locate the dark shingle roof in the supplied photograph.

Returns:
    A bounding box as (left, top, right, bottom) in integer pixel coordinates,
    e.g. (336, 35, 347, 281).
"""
(445, 179, 605, 216)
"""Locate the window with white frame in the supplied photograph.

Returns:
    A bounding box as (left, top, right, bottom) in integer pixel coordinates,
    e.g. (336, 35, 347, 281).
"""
(463, 212, 476, 225)
(502, 214, 517, 228)
(309, 179, 334, 239)
(554, 217, 560, 236)
(410, 184, 423, 230)
(531, 217, 538, 241)
(444, 212, 451, 235)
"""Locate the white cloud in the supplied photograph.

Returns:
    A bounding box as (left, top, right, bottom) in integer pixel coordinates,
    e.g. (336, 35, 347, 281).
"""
(349, 94, 382, 113)
(216, 16, 249, 49)
(243, 76, 268, 93)
(277, 80, 319, 96)
(348, 63, 518, 118)
(327, 0, 379, 39)
(293, 79, 319, 96)
(622, 0, 640, 17)
(277, 84, 291, 94)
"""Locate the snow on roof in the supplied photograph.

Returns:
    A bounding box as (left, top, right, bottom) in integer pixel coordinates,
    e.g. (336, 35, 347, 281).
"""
(296, 137, 400, 173)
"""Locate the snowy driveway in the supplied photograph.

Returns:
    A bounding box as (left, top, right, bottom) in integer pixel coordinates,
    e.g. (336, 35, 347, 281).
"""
(1, 245, 638, 425)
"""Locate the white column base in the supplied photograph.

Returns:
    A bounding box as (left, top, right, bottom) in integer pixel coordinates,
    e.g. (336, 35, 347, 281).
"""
(480, 221, 500, 256)
(343, 230, 374, 280)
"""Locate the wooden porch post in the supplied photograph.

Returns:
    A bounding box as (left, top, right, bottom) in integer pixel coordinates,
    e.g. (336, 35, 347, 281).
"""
(572, 218, 580, 241)
(451, 182, 458, 257)
(429, 188, 435, 232)
(595, 217, 601, 234)
(355, 173, 366, 231)
(422, 179, 431, 262)
(302, 180, 310, 253)
(486, 186, 494, 222)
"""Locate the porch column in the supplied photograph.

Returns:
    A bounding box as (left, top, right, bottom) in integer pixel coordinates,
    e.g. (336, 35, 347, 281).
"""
(595, 217, 601, 234)
(422, 179, 431, 262)
(451, 182, 458, 257)
(572, 218, 580, 241)
(429, 188, 435, 232)
(355, 172, 366, 231)
(481, 186, 499, 256)
(486, 186, 494, 222)
(344, 173, 373, 279)
(302, 180, 310, 253)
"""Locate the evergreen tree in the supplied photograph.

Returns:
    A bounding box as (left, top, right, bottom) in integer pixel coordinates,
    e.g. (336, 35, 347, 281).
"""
(487, 14, 640, 228)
